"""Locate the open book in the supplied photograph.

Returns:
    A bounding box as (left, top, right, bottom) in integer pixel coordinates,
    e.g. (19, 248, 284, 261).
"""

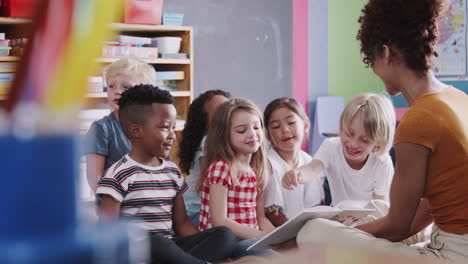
(248, 200, 375, 251)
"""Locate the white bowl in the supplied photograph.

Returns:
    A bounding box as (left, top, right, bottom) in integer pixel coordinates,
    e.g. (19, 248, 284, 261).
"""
(152, 37, 182, 54)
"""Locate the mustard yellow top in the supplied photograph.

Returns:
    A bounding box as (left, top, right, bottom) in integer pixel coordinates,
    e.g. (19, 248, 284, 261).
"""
(395, 86, 468, 235)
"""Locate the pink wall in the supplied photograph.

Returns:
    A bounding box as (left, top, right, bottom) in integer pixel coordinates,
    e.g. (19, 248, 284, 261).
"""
(292, 0, 309, 113)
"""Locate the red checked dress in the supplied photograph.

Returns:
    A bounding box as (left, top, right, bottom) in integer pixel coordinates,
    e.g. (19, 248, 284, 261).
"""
(198, 160, 259, 231)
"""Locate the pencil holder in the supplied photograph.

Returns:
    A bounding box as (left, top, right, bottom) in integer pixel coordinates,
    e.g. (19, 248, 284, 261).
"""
(0, 135, 140, 263)
(0, 135, 78, 239)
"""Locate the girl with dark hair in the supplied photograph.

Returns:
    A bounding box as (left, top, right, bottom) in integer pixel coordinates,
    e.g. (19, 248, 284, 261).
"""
(263, 97, 322, 227)
(296, 0, 468, 262)
(178, 89, 231, 225)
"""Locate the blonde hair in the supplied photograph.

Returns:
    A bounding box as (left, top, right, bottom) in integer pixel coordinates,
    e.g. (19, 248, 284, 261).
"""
(197, 98, 267, 192)
(104, 58, 156, 85)
(340, 93, 395, 155)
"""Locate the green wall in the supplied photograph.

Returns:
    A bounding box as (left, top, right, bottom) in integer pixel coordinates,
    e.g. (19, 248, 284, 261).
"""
(328, 0, 385, 102)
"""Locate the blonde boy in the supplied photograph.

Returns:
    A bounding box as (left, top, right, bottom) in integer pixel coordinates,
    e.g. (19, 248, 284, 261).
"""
(83, 58, 156, 191)
(283, 93, 396, 204)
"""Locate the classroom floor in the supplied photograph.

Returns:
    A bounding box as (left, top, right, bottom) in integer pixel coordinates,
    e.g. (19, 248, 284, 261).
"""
(230, 244, 446, 264)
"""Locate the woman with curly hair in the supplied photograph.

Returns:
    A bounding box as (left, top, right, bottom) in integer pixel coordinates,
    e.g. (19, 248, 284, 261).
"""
(178, 90, 231, 225)
(295, 0, 468, 262)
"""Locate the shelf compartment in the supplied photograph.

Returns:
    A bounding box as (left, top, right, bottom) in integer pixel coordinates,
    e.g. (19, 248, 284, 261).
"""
(0, 57, 191, 64)
(0, 17, 32, 24)
(110, 23, 192, 33)
(86, 90, 191, 98)
(96, 57, 190, 65)
(0, 56, 20, 61)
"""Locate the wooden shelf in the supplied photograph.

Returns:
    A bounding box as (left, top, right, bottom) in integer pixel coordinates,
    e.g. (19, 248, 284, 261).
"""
(96, 57, 190, 65)
(0, 17, 32, 24)
(0, 91, 192, 100)
(0, 19, 191, 29)
(0, 19, 191, 30)
(110, 23, 192, 32)
(0, 57, 191, 64)
(0, 56, 20, 61)
(86, 91, 191, 98)
(0, 21, 194, 139)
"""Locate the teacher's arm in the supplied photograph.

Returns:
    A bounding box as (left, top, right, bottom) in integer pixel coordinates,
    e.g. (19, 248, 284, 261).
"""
(356, 142, 432, 242)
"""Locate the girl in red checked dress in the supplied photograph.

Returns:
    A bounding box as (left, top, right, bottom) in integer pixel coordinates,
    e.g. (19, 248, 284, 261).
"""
(196, 98, 276, 258)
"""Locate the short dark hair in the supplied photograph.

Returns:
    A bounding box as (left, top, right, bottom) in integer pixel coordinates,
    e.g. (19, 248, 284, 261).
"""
(118, 84, 174, 137)
(356, 0, 447, 74)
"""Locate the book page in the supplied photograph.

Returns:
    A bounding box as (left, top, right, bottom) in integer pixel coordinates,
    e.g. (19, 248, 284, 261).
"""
(334, 200, 369, 210)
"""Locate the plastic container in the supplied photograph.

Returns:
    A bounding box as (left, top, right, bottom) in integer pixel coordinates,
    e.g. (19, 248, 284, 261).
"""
(124, 0, 163, 25)
(102, 45, 118, 57)
(162, 13, 184, 26)
(0, 135, 141, 263)
(0, 47, 11, 56)
(0, 136, 78, 240)
(117, 35, 152, 45)
(88, 76, 104, 93)
(152, 37, 182, 54)
(0, 39, 9, 47)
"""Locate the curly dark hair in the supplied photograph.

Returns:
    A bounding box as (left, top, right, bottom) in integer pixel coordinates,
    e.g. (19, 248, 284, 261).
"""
(118, 84, 174, 136)
(178, 90, 231, 175)
(356, 0, 447, 74)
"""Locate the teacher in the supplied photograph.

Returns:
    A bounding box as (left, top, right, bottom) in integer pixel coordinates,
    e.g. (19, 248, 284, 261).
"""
(296, 0, 468, 262)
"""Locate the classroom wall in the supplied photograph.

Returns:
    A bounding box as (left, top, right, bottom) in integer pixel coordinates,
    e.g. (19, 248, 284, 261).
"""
(315, 0, 468, 108)
(164, 0, 293, 110)
(308, 0, 385, 134)
(293, 0, 310, 113)
(327, 0, 385, 103)
(308, 0, 328, 114)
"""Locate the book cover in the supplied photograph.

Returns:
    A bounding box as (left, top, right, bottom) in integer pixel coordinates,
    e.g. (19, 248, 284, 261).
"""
(156, 71, 184, 80)
(159, 53, 188, 59)
(0, 62, 16, 73)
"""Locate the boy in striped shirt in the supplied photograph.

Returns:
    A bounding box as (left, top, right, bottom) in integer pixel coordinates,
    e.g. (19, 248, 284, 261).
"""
(97, 84, 236, 264)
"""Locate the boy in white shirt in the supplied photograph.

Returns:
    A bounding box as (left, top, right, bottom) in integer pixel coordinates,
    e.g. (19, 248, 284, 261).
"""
(283, 93, 395, 205)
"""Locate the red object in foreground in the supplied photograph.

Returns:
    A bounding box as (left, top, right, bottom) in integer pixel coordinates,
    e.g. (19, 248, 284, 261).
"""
(2, 0, 39, 18)
(124, 0, 163, 25)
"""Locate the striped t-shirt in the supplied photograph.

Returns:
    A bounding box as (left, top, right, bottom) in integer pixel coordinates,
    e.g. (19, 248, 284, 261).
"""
(96, 155, 188, 238)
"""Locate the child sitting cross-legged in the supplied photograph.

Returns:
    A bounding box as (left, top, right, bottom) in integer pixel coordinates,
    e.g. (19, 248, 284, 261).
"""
(263, 97, 323, 227)
(96, 84, 237, 264)
(197, 98, 276, 257)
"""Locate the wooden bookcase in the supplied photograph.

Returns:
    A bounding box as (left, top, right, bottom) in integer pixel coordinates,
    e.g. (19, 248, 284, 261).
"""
(0, 19, 194, 132)
(0, 18, 194, 200)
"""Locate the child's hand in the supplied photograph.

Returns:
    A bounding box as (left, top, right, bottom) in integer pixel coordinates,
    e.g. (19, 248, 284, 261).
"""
(282, 169, 303, 190)
(260, 228, 274, 237)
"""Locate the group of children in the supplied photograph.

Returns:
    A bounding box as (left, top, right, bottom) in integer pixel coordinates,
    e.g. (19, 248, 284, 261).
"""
(82, 1, 468, 263)
(83, 57, 398, 263)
